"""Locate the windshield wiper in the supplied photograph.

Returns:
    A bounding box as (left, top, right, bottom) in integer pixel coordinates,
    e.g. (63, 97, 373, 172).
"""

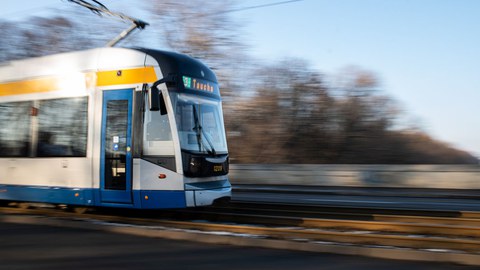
(192, 105, 216, 156)
(201, 128, 217, 156)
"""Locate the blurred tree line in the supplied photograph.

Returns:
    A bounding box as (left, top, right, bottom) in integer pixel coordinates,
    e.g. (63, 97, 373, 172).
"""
(0, 1, 477, 164)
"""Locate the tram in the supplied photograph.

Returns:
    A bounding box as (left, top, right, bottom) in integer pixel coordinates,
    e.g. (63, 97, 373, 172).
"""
(0, 47, 231, 209)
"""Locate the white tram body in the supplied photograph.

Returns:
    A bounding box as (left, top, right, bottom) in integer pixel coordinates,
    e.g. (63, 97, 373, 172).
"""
(0, 48, 231, 209)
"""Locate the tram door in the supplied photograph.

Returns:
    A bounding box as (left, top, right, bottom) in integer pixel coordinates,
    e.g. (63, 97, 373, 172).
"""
(100, 89, 133, 204)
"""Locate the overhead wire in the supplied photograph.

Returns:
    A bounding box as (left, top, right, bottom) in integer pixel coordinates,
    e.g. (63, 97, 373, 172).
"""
(68, 0, 304, 47)
(210, 0, 304, 17)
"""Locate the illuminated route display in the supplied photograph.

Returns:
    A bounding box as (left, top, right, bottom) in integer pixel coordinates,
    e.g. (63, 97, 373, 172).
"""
(182, 76, 219, 95)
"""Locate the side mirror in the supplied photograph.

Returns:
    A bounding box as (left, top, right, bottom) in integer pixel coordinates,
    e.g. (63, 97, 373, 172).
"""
(148, 84, 160, 111)
(149, 85, 167, 115)
(149, 75, 175, 114)
(159, 92, 167, 115)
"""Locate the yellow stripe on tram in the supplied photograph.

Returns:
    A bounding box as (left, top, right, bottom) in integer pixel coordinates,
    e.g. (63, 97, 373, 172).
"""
(0, 77, 60, 96)
(96, 67, 157, 87)
(0, 67, 158, 97)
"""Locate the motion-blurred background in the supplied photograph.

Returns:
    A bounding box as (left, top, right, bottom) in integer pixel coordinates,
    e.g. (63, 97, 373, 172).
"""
(2, 0, 478, 165)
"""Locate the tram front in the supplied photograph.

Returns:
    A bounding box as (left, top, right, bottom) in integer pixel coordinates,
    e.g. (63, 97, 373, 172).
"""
(143, 49, 231, 207)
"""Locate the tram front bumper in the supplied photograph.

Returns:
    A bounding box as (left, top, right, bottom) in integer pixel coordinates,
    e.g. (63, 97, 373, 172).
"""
(185, 187, 232, 207)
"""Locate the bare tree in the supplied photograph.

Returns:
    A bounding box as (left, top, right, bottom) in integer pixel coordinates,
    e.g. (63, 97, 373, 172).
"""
(0, 5, 129, 62)
(145, 1, 248, 99)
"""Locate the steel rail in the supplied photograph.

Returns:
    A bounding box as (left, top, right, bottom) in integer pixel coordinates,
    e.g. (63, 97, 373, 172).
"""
(232, 184, 480, 200)
(205, 205, 480, 227)
(218, 201, 480, 220)
(171, 210, 480, 238)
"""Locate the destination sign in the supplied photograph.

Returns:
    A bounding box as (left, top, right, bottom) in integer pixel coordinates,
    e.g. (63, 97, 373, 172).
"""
(182, 76, 218, 94)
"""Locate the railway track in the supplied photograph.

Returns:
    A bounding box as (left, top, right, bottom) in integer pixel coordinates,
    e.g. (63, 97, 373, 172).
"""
(232, 184, 480, 200)
(1, 201, 480, 256)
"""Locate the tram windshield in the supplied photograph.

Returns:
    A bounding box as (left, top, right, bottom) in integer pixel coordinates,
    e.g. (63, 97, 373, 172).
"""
(173, 93, 227, 155)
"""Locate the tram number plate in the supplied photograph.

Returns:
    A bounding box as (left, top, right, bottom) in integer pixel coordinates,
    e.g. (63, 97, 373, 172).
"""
(213, 165, 223, 172)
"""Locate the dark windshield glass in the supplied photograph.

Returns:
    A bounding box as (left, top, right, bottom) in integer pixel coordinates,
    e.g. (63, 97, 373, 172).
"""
(174, 93, 227, 154)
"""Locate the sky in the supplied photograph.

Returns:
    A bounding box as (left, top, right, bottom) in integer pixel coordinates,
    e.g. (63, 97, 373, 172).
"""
(2, 0, 480, 158)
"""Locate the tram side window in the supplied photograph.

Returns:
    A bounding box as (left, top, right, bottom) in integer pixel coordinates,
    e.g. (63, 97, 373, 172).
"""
(0, 102, 31, 157)
(143, 109, 174, 156)
(37, 97, 88, 157)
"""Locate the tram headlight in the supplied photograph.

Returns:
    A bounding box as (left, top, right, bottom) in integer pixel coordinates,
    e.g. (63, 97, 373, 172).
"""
(189, 157, 202, 174)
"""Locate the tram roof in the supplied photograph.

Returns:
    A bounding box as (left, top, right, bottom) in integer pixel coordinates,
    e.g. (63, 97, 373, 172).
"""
(0, 47, 216, 83)
(134, 48, 217, 83)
